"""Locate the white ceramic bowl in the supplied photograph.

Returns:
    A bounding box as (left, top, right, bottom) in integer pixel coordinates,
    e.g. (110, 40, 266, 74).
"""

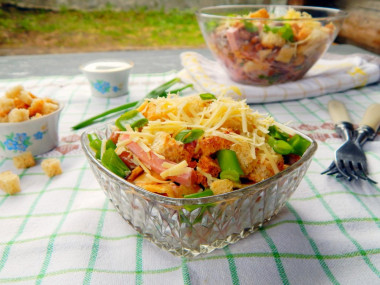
(80, 59, 134, 98)
(0, 102, 64, 157)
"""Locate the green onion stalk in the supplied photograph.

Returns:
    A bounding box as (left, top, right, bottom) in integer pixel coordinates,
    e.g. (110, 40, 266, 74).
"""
(72, 78, 192, 130)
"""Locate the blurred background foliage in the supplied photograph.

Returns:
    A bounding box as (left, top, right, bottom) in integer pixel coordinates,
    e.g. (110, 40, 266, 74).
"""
(0, 0, 379, 55)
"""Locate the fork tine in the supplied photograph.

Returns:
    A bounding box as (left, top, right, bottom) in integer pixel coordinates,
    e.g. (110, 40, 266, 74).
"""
(327, 168, 340, 175)
(344, 160, 360, 180)
(336, 160, 355, 181)
(321, 162, 337, 175)
(357, 163, 378, 184)
(352, 163, 369, 182)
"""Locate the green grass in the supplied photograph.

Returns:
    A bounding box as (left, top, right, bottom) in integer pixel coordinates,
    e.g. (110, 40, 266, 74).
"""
(0, 6, 206, 53)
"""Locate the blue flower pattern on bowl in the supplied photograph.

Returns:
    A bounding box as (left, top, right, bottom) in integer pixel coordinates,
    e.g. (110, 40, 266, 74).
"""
(0, 130, 47, 152)
(33, 131, 45, 140)
(92, 80, 123, 95)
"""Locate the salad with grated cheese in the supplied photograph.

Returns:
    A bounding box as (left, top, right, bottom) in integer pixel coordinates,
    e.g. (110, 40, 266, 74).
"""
(88, 93, 311, 198)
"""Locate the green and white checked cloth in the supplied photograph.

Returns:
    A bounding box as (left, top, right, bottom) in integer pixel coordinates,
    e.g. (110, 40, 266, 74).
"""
(0, 71, 379, 284)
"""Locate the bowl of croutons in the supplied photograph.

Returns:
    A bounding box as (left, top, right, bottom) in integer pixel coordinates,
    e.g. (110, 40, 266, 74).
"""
(0, 85, 63, 157)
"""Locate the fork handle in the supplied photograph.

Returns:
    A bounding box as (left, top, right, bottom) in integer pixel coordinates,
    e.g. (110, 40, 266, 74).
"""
(360, 103, 380, 132)
(328, 100, 354, 140)
(356, 103, 380, 144)
(328, 100, 352, 124)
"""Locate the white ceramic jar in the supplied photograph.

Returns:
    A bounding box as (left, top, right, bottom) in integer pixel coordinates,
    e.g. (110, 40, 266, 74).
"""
(80, 59, 134, 98)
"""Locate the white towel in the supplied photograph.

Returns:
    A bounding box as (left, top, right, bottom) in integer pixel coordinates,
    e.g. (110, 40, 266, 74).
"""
(179, 51, 380, 103)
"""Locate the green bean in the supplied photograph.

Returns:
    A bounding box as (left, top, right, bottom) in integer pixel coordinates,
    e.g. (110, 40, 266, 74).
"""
(272, 140, 293, 155)
(115, 110, 148, 131)
(288, 134, 311, 156)
(101, 148, 130, 178)
(216, 149, 244, 182)
(220, 169, 240, 182)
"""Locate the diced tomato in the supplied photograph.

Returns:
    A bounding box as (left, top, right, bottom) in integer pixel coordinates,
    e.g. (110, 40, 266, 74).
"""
(109, 132, 120, 144)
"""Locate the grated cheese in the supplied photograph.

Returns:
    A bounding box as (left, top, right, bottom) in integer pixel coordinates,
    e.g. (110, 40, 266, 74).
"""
(197, 167, 218, 185)
(117, 94, 286, 187)
(100, 138, 107, 159)
(160, 160, 188, 179)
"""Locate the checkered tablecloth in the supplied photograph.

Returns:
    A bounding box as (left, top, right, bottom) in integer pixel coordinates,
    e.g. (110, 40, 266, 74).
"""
(0, 71, 379, 284)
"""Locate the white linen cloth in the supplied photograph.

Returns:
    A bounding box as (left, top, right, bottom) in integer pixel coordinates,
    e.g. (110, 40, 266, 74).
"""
(0, 72, 379, 284)
(179, 51, 380, 103)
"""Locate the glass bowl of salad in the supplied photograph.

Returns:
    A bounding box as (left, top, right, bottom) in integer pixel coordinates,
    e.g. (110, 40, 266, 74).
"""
(196, 5, 347, 85)
(80, 94, 317, 257)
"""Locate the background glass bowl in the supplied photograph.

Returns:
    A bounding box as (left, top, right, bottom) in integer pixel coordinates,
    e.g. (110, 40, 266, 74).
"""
(81, 124, 317, 257)
(196, 5, 348, 86)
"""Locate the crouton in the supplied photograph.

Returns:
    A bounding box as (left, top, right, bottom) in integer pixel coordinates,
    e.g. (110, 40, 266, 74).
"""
(8, 108, 29, 123)
(249, 8, 270, 18)
(0, 171, 21, 194)
(5, 85, 24, 99)
(13, 152, 36, 169)
(198, 136, 233, 156)
(28, 98, 44, 117)
(41, 158, 62, 177)
(1, 86, 58, 122)
(261, 31, 286, 48)
(248, 154, 284, 183)
(275, 45, 296, 63)
(151, 132, 191, 163)
(197, 155, 221, 177)
(13, 97, 28, 109)
(19, 90, 33, 105)
(230, 142, 256, 175)
(0, 115, 8, 123)
(41, 101, 59, 115)
(31, 113, 42, 120)
(0, 97, 15, 115)
(210, 179, 233, 195)
(140, 101, 170, 121)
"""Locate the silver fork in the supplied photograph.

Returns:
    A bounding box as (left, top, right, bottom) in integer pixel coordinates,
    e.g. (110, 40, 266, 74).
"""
(334, 103, 380, 183)
(321, 100, 355, 177)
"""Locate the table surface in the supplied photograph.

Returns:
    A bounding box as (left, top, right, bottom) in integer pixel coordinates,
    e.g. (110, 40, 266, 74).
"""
(0, 44, 379, 285)
(0, 44, 376, 79)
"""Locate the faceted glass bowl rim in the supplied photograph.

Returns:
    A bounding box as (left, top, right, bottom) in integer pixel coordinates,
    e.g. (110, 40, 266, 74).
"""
(196, 5, 348, 22)
(81, 123, 317, 206)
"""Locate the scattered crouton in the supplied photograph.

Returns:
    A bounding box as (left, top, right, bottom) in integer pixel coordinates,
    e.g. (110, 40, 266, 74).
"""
(41, 158, 62, 177)
(210, 179, 234, 195)
(12, 151, 36, 169)
(0, 171, 21, 195)
(8, 108, 29, 123)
